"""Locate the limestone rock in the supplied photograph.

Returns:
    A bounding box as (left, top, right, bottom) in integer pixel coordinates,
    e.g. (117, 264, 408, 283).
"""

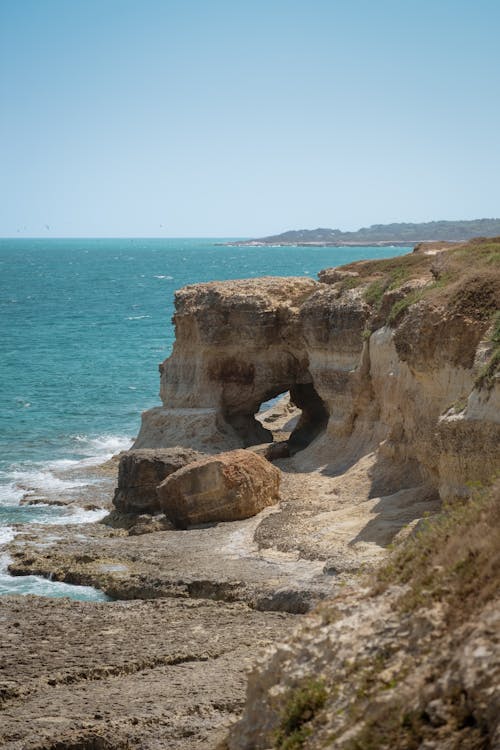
(127, 513, 175, 535)
(136, 242, 499, 501)
(113, 447, 203, 514)
(134, 405, 241, 453)
(136, 276, 320, 450)
(317, 268, 360, 284)
(157, 449, 281, 528)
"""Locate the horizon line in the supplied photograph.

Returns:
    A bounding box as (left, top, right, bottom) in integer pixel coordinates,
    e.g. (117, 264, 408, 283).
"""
(0, 236, 249, 240)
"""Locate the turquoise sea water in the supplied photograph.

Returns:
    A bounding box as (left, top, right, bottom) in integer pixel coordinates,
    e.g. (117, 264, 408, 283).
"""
(0, 238, 411, 598)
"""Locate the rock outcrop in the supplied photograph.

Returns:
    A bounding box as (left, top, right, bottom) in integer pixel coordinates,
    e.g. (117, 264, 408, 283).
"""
(135, 276, 322, 451)
(226, 478, 500, 750)
(113, 447, 203, 514)
(157, 449, 281, 528)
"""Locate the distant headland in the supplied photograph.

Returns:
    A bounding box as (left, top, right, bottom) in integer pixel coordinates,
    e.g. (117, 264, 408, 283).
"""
(221, 218, 500, 246)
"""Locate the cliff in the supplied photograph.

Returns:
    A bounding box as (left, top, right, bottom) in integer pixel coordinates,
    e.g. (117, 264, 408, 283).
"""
(221, 239, 500, 750)
(136, 238, 499, 505)
(133, 237, 499, 749)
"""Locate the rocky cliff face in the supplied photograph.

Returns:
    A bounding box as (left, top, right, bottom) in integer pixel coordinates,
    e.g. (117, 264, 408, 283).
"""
(220, 239, 500, 750)
(136, 240, 499, 504)
(134, 239, 499, 748)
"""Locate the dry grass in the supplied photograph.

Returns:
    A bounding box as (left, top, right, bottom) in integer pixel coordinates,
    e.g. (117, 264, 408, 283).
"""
(376, 480, 500, 623)
(340, 237, 500, 332)
(476, 312, 500, 388)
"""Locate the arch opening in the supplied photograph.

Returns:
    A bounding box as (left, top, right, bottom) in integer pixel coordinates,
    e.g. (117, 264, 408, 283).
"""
(225, 382, 329, 455)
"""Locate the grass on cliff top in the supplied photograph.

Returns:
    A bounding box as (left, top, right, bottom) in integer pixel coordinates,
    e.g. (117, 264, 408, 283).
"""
(338, 237, 500, 329)
(333, 481, 500, 749)
(341, 236, 500, 282)
(376, 479, 500, 623)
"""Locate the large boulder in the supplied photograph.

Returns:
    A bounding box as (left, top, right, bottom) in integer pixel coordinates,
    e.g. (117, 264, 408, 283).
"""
(113, 447, 203, 514)
(157, 449, 281, 528)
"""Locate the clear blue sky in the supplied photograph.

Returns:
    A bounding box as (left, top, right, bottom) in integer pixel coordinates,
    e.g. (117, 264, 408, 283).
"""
(1, 0, 499, 237)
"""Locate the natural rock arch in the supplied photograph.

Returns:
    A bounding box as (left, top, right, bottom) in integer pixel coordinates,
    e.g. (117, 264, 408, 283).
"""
(224, 379, 329, 452)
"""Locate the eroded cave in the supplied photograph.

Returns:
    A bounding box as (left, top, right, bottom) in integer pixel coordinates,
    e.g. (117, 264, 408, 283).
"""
(225, 382, 329, 454)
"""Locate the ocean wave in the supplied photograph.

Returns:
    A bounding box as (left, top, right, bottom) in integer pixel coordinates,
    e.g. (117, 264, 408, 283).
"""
(0, 433, 132, 507)
(126, 314, 151, 320)
(0, 507, 109, 600)
(0, 571, 111, 600)
(153, 274, 173, 279)
(0, 469, 88, 507)
(0, 526, 15, 546)
(73, 433, 132, 458)
(9, 468, 87, 492)
(0, 481, 24, 505)
(33, 506, 109, 525)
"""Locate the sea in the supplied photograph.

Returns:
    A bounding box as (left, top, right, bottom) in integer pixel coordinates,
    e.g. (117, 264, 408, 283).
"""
(0, 238, 411, 599)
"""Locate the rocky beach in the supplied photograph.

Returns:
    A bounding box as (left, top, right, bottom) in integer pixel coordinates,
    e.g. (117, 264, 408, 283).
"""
(1, 238, 499, 749)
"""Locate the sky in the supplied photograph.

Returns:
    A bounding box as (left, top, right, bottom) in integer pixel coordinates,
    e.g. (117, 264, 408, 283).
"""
(1, 0, 499, 237)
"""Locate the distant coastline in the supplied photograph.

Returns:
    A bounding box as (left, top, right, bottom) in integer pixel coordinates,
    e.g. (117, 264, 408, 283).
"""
(221, 218, 500, 247)
(219, 240, 415, 248)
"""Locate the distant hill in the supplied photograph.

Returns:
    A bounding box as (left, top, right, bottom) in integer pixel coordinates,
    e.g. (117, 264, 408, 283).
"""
(234, 219, 500, 246)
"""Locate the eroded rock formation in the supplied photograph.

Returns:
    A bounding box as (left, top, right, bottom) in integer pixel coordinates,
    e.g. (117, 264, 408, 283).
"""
(136, 240, 500, 503)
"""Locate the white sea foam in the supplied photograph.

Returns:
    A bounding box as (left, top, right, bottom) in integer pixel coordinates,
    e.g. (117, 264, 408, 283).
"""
(74, 433, 132, 459)
(153, 274, 173, 279)
(33, 507, 108, 525)
(0, 526, 15, 546)
(0, 546, 109, 600)
(126, 314, 151, 320)
(0, 469, 85, 510)
(6, 469, 87, 500)
(0, 481, 24, 505)
(0, 572, 110, 599)
(0, 434, 132, 508)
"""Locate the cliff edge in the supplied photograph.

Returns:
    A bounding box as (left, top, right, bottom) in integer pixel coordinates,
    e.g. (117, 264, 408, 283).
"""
(137, 237, 499, 505)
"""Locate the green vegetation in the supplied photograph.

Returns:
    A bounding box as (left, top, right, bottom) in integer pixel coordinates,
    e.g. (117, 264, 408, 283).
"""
(328, 481, 500, 749)
(475, 312, 500, 389)
(387, 288, 425, 324)
(448, 396, 468, 414)
(343, 700, 484, 750)
(274, 679, 327, 750)
(272, 238, 499, 750)
(352, 238, 500, 338)
(387, 265, 412, 290)
(454, 240, 500, 265)
(363, 278, 386, 307)
(339, 275, 364, 291)
(376, 480, 500, 621)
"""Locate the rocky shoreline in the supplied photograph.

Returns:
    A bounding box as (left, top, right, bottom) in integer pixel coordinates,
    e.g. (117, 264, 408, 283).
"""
(1, 238, 498, 749)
